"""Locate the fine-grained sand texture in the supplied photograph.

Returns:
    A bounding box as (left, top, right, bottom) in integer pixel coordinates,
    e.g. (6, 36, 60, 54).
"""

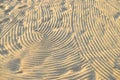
(0, 0, 120, 80)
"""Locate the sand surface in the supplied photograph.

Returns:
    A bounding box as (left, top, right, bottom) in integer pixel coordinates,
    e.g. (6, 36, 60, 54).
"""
(0, 0, 120, 80)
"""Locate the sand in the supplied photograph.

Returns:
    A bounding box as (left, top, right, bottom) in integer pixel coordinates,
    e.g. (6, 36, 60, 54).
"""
(0, 0, 120, 80)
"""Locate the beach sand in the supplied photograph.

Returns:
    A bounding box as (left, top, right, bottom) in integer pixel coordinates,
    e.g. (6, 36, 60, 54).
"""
(0, 0, 120, 80)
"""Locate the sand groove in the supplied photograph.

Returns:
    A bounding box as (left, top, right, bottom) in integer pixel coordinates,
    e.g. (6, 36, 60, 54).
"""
(0, 0, 120, 80)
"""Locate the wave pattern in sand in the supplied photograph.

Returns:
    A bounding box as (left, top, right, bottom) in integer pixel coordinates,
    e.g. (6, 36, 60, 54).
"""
(0, 0, 120, 80)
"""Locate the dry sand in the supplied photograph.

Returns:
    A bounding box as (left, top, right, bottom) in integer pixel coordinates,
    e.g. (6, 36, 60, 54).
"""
(0, 0, 120, 80)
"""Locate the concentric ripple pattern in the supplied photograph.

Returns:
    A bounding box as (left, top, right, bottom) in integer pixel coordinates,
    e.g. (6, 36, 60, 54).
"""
(0, 0, 120, 80)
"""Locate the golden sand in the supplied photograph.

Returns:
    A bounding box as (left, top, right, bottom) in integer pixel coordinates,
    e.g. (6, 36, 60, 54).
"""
(0, 0, 120, 80)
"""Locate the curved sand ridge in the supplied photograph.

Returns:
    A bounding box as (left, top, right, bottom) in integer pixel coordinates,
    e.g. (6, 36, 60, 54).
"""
(0, 0, 120, 80)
